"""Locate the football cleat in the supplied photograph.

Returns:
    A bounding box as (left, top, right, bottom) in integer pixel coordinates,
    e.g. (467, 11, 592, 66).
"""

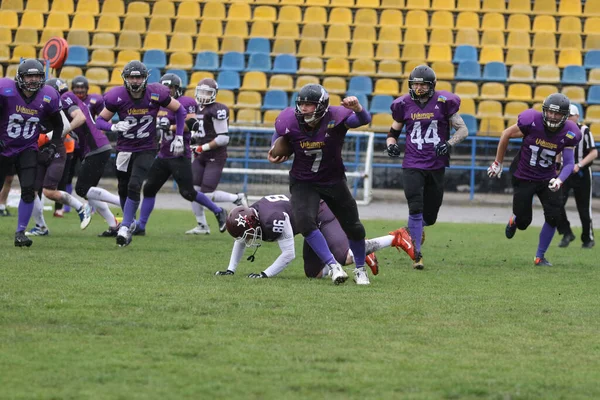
(215, 270, 235, 276)
(186, 224, 210, 235)
(116, 224, 133, 247)
(505, 216, 517, 239)
(582, 240, 595, 249)
(247, 272, 267, 278)
(0, 208, 10, 217)
(215, 209, 227, 233)
(413, 251, 424, 270)
(131, 223, 146, 236)
(558, 233, 576, 248)
(98, 225, 120, 237)
(53, 210, 64, 218)
(234, 193, 249, 207)
(365, 252, 379, 275)
(329, 263, 348, 285)
(25, 225, 49, 236)
(77, 204, 92, 230)
(534, 257, 552, 267)
(353, 267, 371, 285)
(390, 227, 416, 260)
(15, 231, 33, 247)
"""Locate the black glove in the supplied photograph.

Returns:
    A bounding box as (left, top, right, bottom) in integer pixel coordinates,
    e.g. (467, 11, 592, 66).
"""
(215, 270, 234, 276)
(435, 142, 451, 156)
(247, 272, 268, 278)
(38, 143, 57, 166)
(387, 143, 401, 158)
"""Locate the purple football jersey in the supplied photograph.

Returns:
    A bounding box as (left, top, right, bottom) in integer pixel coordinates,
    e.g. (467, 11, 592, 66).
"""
(274, 106, 354, 184)
(0, 78, 62, 157)
(514, 109, 581, 181)
(62, 91, 110, 156)
(158, 95, 197, 159)
(83, 93, 104, 119)
(390, 90, 461, 170)
(194, 102, 229, 158)
(251, 195, 298, 242)
(103, 83, 171, 152)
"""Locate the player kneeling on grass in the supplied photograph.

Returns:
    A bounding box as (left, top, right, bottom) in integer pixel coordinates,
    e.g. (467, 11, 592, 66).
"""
(215, 195, 410, 284)
(487, 93, 581, 266)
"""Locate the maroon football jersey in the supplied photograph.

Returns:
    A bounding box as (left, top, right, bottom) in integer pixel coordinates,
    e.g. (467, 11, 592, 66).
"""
(194, 102, 229, 158)
(251, 195, 298, 242)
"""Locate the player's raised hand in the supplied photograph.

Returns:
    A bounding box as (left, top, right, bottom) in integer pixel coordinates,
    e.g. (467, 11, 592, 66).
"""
(341, 96, 363, 112)
(267, 148, 289, 164)
(487, 160, 502, 179)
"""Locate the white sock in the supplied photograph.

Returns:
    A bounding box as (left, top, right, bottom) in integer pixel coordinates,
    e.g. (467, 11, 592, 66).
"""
(191, 202, 208, 226)
(365, 235, 394, 254)
(207, 190, 238, 203)
(88, 199, 117, 228)
(33, 196, 47, 228)
(86, 187, 121, 206)
(59, 191, 83, 211)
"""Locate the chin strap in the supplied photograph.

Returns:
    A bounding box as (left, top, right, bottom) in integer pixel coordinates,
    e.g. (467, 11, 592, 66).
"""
(247, 244, 261, 262)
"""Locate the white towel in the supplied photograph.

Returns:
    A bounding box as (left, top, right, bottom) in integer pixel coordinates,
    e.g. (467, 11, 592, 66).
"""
(116, 152, 132, 172)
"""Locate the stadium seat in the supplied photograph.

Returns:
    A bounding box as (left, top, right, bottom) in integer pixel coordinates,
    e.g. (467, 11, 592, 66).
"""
(254, 5, 277, 21)
(298, 57, 324, 75)
(275, 22, 300, 39)
(561, 86, 585, 104)
(324, 40, 349, 58)
(585, 18, 600, 34)
(477, 100, 503, 118)
(297, 39, 322, 57)
(347, 76, 373, 95)
(328, 7, 352, 25)
(456, 12, 480, 30)
(165, 69, 188, 88)
(302, 23, 325, 40)
(50, 0, 73, 14)
(589, 68, 600, 84)
(326, 25, 351, 42)
(0, 28, 11, 45)
(353, 26, 377, 43)
(369, 95, 394, 113)
(505, 49, 531, 66)
(480, 30, 505, 48)
(584, 0, 600, 16)
(279, 5, 301, 23)
(0, 46, 10, 63)
(154, 1, 176, 18)
(305, 6, 328, 24)
(167, 52, 193, 70)
(143, 50, 167, 69)
(324, 58, 350, 76)
(460, 114, 478, 136)
(455, 81, 479, 99)
(377, 43, 401, 61)
(532, 15, 556, 33)
(193, 51, 219, 71)
(350, 59, 376, 76)
(531, 49, 556, 67)
(482, 62, 507, 82)
(478, 117, 505, 136)
(128, 1, 149, 16)
(558, 33, 582, 50)
(534, 32, 560, 48)
(262, 110, 280, 126)
(349, 42, 374, 60)
(506, 32, 530, 49)
(295, 75, 320, 91)
(453, 45, 478, 63)
(85, 67, 109, 86)
(507, 0, 530, 13)
(174, 19, 197, 35)
(236, 91, 262, 109)
(377, 60, 402, 78)
(64, 46, 89, 67)
(379, 9, 403, 27)
(373, 79, 399, 96)
(355, 9, 378, 26)
(431, 61, 454, 80)
(378, 26, 402, 43)
(428, 44, 452, 63)
(194, 36, 219, 54)
(250, 21, 274, 39)
(370, 113, 394, 133)
(71, 14, 96, 31)
(459, 98, 476, 115)
(14, 29, 39, 46)
(220, 52, 245, 72)
(505, 14, 529, 32)
(454, 29, 479, 47)
(269, 74, 294, 92)
(262, 90, 288, 110)
(235, 109, 261, 124)
(247, 38, 271, 56)
(584, 51, 600, 69)
(435, 81, 452, 94)
(534, 85, 558, 101)
(0, 11, 18, 30)
(115, 50, 140, 68)
(2, 0, 23, 11)
(559, 16, 582, 34)
(480, 82, 505, 100)
(404, 10, 428, 29)
(272, 54, 297, 74)
(404, 28, 428, 45)
(557, 49, 582, 68)
(483, 13, 506, 31)
(479, 47, 504, 64)
(405, 0, 430, 9)
(228, 3, 251, 21)
(96, 15, 121, 33)
(585, 105, 600, 123)
(188, 71, 214, 89)
(507, 83, 532, 101)
(246, 53, 272, 72)
(101, 0, 124, 15)
(431, 11, 453, 29)
(216, 90, 235, 109)
(504, 101, 529, 123)
(88, 49, 114, 67)
(401, 43, 425, 61)
(241, 71, 268, 91)
(455, 61, 481, 80)
(533, 0, 557, 15)
(536, 65, 560, 83)
(169, 34, 193, 53)
(217, 71, 240, 90)
(20, 11, 44, 30)
(58, 66, 82, 82)
(117, 32, 141, 51)
(202, 3, 225, 20)
(122, 15, 147, 34)
(432, 0, 454, 10)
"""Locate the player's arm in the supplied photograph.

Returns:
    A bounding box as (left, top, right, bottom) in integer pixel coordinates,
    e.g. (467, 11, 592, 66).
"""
(165, 98, 185, 138)
(342, 96, 372, 128)
(67, 108, 87, 133)
(550, 147, 576, 191)
(386, 120, 404, 158)
(95, 107, 127, 133)
(435, 113, 469, 157)
(487, 124, 524, 178)
(45, 110, 66, 145)
(258, 214, 295, 278)
(218, 240, 246, 275)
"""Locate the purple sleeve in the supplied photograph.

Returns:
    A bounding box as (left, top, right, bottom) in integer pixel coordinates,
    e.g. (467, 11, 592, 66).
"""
(558, 148, 574, 181)
(517, 109, 536, 136)
(345, 107, 372, 128)
(175, 104, 186, 137)
(103, 89, 118, 113)
(390, 98, 404, 123)
(96, 115, 113, 131)
(446, 93, 461, 115)
(272, 109, 292, 145)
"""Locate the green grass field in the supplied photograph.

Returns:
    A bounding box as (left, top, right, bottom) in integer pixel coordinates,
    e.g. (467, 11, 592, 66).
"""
(1, 210, 599, 399)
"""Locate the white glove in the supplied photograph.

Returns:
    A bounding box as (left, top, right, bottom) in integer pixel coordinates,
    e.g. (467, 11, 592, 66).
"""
(487, 160, 502, 179)
(548, 178, 563, 192)
(111, 121, 130, 133)
(170, 135, 184, 156)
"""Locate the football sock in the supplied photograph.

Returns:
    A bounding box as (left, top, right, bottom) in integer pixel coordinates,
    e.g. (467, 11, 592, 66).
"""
(191, 201, 208, 227)
(64, 183, 72, 212)
(195, 191, 221, 213)
(207, 190, 238, 203)
(138, 197, 156, 230)
(17, 199, 34, 233)
(122, 198, 140, 228)
(87, 187, 121, 206)
(305, 229, 336, 265)
(59, 191, 83, 211)
(32, 195, 46, 228)
(365, 235, 394, 254)
(88, 199, 116, 228)
(408, 213, 424, 252)
(536, 222, 556, 259)
(348, 239, 366, 268)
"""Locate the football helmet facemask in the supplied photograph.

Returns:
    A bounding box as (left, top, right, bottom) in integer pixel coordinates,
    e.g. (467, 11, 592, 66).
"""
(542, 93, 570, 131)
(408, 65, 437, 101)
(16, 59, 46, 93)
(160, 73, 183, 99)
(295, 84, 329, 125)
(226, 206, 262, 248)
(195, 78, 218, 105)
(121, 60, 149, 93)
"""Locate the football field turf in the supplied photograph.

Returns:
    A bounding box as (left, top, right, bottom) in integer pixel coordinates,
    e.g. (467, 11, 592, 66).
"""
(1, 210, 599, 399)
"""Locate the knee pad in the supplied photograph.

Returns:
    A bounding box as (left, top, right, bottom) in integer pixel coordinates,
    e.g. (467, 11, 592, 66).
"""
(142, 183, 159, 198)
(407, 200, 424, 216)
(179, 188, 196, 202)
(345, 222, 366, 241)
(423, 214, 437, 226)
(75, 182, 90, 199)
(20, 187, 35, 203)
(516, 218, 532, 231)
(127, 182, 142, 202)
(298, 220, 318, 237)
(545, 214, 560, 228)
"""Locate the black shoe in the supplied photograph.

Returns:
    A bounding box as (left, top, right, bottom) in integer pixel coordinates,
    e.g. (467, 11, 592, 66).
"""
(582, 240, 595, 249)
(215, 209, 227, 233)
(505, 216, 517, 239)
(98, 225, 120, 237)
(14, 231, 32, 247)
(215, 270, 234, 276)
(534, 257, 553, 267)
(131, 224, 146, 236)
(0, 208, 10, 217)
(558, 233, 576, 248)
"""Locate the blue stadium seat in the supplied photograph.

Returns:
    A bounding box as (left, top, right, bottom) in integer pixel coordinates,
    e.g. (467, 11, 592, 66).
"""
(461, 114, 478, 136)
(271, 54, 297, 74)
(246, 38, 270, 55)
(348, 76, 373, 95)
(246, 53, 271, 72)
(262, 90, 288, 110)
(216, 70, 240, 90)
(166, 69, 188, 88)
(455, 61, 481, 81)
(290, 92, 298, 107)
(220, 51, 245, 71)
(584, 50, 600, 69)
(143, 50, 167, 70)
(345, 92, 368, 111)
(453, 45, 478, 63)
(64, 46, 88, 66)
(587, 86, 600, 105)
(561, 65, 586, 84)
(369, 95, 394, 114)
(193, 51, 218, 71)
(147, 68, 161, 84)
(482, 62, 507, 82)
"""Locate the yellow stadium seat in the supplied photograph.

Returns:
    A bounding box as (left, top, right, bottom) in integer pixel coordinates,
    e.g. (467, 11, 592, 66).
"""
(455, 29, 479, 46)
(90, 32, 115, 49)
(436, 80, 452, 92)
(26, 0, 48, 13)
(454, 81, 479, 99)
(460, 98, 476, 114)
(431, 61, 454, 80)
(584, 105, 600, 124)
(189, 72, 214, 88)
(504, 101, 529, 123)
(327, 25, 351, 42)
(269, 75, 294, 92)
(506, 32, 531, 49)
(199, 20, 222, 37)
(5, 64, 19, 78)
(377, 60, 402, 78)
(403, 60, 426, 77)
(532, 15, 556, 33)
(45, 13, 70, 30)
(96, 15, 121, 33)
(298, 57, 324, 75)
(202, 3, 225, 19)
(123, 15, 147, 33)
(430, 11, 453, 29)
(324, 40, 348, 58)
(108, 68, 122, 85)
(400, 43, 424, 61)
(279, 6, 301, 23)
(304, 6, 327, 24)
(457, 0, 479, 10)
(71, 14, 95, 31)
(375, 43, 400, 60)
(250, 21, 274, 38)
(432, 0, 455, 10)
(584, 17, 600, 34)
(295, 75, 320, 91)
(174, 19, 198, 35)
(21, 11, 44, 30)
(235, 109, 261, 124)
(507, 0, 530, 14)
(370, 114, 394, 133)
(478, 117, 505, 137)
(430, 28, 453, 45)
(456, 12, 479, 30)
(275, 22, 300, 39)
(506, 83, 532, 101)
(150, 16, 174, 34)
(169, 34, 194, 53)
(532, 32, 556, 49)
(262, 110, 281, 126)
(481, 0, 505, 12)
(480, 82, 506, 100)
(306, 0, 330, 5)
(558, 49, 582, 67)
(217, 90, 235, 109)
(236, 91, 262, 109)
(373, 78, 399, 95)
(356, 0, 381, 7)
(406, 0, 430, 9)
(428, 44, 451, 62)
(115, 50, 140, 67)
(380, 10, 403, 27)
(58, 66, 83, 81)
(505, 14, 529, 32)
(0, 28, 11, 45)
(404, 10, 428, 29)
(272, 38, 297, 55)
(302, 23, 325, 40)
(477, 100, 503, 118)
(219, 37, 244, 54)
(559, 33, 582, 49)
(354, 9, 378, 26)
(531, 49, 556, 66)
(1, 0, 23, 11)
(403, 28, 427, 44)
(10, 45, 36, 62)
(228, 3, 251, 21)
(75, 0, 99, 15)
(353, 26, 376, 43)
(167, 52, 193, 70)
(589, 34, 600, 51)
(479, 46, 504, 64)
(143, 32, 167, 51)
(561, 86, 585, 103)
(378, 26, 402, 43)
(351, 58, 376, 75)
(298, 39, 322, 57)
(127, 1, 149, 16)
(177, 3, 199, 19)
(85, 67, 109, 85)
(324, 58, 350, 75)
(322, 77, 347, 94)
(589, 68, 600, 84)
(590, 124, 600, 141)
(14, 29, 39, 46)
(241, 71, 268, 91)
(533, 0, 556, 15)
(481, 31, 505, 47)
(254, 6, 276, 21)
(535, 65, 560, 83)
(0, 46, 10, 63)
(154, 1, 176, 18)
(584, 0, 600, 16)
(533, 85, 558, 101)
(559, 16, 582, 33)
(50, 0, 73, 13)
(349, 42, 374, 59)
(0, 10, 18, 30)
(506, 49, 531, 65)
(116, 32, 141, 51)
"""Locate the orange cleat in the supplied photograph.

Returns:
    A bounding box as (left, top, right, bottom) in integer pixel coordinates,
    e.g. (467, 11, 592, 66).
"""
(390, 227, 416, 260)
(365, 252, 379, 275)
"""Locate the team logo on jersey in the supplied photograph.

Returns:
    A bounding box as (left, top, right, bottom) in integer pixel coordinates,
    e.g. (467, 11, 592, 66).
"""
(151, 93, 160, 102)
(434, 105, 439, 109)
(437, 95, 447, 103)
(566, 131, 575, 139)
(327, 120, 335, 129)
(90, 99, 96, 104)
(43, 95, 51, 103)
(117, 97, 122, 102)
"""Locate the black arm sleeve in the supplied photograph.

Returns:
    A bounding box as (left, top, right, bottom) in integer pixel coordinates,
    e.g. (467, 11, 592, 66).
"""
(387, 127, 402, 140)
(159, 96, 172, 108)
(47, 111, 65, 145)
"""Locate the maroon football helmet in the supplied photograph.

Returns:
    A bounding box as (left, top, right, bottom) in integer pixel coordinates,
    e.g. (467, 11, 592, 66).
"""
(195, 78, 218, 105)
(226, 206, 262, 247)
